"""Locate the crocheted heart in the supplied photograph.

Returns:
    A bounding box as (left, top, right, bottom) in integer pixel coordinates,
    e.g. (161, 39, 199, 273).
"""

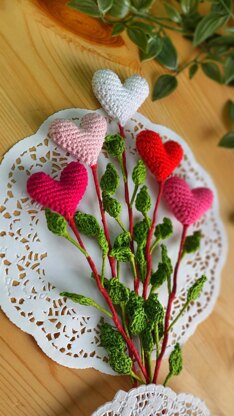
(48, 113, 107, 166)
(92, 69, 149, 126)
(27, 162, 88, 217)
(136, 130, 183, 182)
(163, 176, 213, 225)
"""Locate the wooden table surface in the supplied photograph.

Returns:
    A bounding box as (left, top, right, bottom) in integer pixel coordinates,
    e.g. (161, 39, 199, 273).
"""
(0, 1, 234, 415)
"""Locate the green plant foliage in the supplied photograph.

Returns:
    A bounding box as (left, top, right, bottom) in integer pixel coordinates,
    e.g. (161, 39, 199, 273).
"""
(187, 275, 207, 301)
(100, 163, 120, 195)
(45, 209, 68, 237)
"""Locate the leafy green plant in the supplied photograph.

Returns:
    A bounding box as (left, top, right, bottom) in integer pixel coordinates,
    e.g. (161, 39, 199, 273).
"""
(67, 0, 234, 100)
(219, 100, 234, 148)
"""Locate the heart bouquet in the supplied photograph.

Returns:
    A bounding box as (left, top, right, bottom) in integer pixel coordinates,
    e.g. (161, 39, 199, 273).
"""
(26, 69, 213, 389)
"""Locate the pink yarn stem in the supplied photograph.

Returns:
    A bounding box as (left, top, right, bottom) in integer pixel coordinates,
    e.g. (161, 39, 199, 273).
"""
(153, 224, 189, 384)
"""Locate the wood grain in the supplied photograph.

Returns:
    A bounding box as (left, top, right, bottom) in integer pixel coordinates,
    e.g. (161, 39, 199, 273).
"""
(0, 1, 234, 415)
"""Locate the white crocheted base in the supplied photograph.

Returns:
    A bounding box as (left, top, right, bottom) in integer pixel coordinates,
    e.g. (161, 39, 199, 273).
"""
(92, 384, 210, 416)
(0, 108, 227, 373)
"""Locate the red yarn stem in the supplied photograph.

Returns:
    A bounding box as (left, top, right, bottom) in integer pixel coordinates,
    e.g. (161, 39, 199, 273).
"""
(143, 181, 164, 300)
(118, 124, 140, 294)
(67, 215, 149, 382)
(153, 224, 188, 384)
(91, 164, 116, 277)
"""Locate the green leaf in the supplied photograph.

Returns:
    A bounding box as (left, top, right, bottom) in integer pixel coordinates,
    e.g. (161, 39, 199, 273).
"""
(135, 185, 152, 215)
(105, 134, 125, 157)
(100, 322, 126, 351)
(164, 2, 181, 23)
(132, 160, 147, 185)
(109, 349, 132, 374)
(187, 275, 207, 301)
(153, 74, 178, 101)
(113, 231, 131, 248)
(201, 62, 222, 83)
(218, 131, 234, 148)
(102, 193, 122, 218)
(131, 0, 155, 10)
(208, 35, 234, 47)
(155, 37, 178, 70)
(182, 230, 202, 257)
(169, 343, 183, 376)
(97, 0, 113, 13)
(144, 293, 164, 324)
(68, 0, 102, 17)
(109, 0, 130, 18)
(112, 22, 125, 36)
(189, 63, 199, 79)
(224, 55, 234, 84)
(228, 100, 234, 123)
(140, 36, 163, 62)
(127, 27, 149, 52)
(100, 163, 120, 195)
(74, 212, 101, 237)
(110, 246, 133, 262)
(154, 217, 173, 242)
(45, 209, 68, 237)
(180, 0, 199, 14)
(127, 21, 154, 35)
(105, 278, 130, 304)
(193, 13, 229, 47)
(211, 0, 232, 14)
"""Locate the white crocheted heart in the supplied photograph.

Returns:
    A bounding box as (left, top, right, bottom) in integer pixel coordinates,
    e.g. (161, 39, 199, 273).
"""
(92, 69, 149, 126)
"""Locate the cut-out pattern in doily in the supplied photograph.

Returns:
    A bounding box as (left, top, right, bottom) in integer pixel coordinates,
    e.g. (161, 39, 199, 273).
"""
(0, 108, 227, 373)
(92, 384, 210, 416)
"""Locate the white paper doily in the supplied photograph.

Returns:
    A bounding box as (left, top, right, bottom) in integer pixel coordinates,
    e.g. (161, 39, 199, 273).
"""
(91, 384, 210, 415)
(0, 108, 227, 373)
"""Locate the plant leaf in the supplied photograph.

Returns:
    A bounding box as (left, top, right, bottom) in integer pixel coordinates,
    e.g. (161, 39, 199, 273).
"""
(127, 21, 154, 35)
(193, 13, 229, 47)
(109, 0, 130, 18)
(164, 2, 181, 23)
(180, 0, 199, 15)
(189, 63, 199, 79)
(127, 27, 149, 52)
(68, 0, 102, 17)
(208, 35, 234, 47)
(224, 54, 234, 84)
(211, 0, 232, 14)
(155, 37, 178, 70)
(131, 0, 155, 10)
(153, 74, 178, 101)
(97, 0, 114, 14)
(112, 22, 125, 36)
(228, 100, 234, 123)
(218, 132, 234, 148)
(201, 62, 222, 83)
(140, 36, 163, 61)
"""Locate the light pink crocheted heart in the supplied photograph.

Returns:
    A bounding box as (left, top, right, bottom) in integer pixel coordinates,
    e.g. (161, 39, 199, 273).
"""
(163, 176, 213, 225)
(48, 113, 107, 166)
(27, 161, 88, 217)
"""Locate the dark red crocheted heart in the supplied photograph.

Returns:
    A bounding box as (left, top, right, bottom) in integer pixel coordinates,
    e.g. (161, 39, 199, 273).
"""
(27, 161, 88, 217)
(136, 130, 183, 182)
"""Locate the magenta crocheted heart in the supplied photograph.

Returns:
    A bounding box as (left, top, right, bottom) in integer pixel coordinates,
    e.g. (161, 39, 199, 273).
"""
(163, 176, 213, 225)
(48, 113, 107, 166)
(27, 161, 88, 217)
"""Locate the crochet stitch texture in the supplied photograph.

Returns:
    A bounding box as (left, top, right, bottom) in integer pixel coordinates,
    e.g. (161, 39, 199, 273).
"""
(92, 69, 149, 126)
(49, 113, 107, 166)
(136, 130, 183, 183)
(163, 176, 214, 225)
(27, 161, 88, 217)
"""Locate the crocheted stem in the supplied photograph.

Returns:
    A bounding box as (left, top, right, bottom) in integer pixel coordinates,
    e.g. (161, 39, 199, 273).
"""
(91, 164, 116, 277)
(143, 181, 164, 300)
(67, 215, 149, 382)
(153, 224, 189, 384)
(118, 123, 140, 294)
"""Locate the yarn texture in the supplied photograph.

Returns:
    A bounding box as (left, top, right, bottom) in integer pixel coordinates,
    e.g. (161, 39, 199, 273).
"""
(48, 113, 107, 166)
(27, 161, 88, 217)
(92, 69, 149, 126)
(136, 130, 183, 182)
(163, 176, 213, 225)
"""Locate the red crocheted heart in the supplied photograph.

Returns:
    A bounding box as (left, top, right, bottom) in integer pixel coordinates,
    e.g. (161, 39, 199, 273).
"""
(136, 130, 183, 182)
(163, 176, 213, 225)
(27, 162, 88, 217)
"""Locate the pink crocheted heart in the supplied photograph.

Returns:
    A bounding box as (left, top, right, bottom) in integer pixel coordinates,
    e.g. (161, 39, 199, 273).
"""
(163, 176, 213, 225)
(48, 113, 107, 166)
(27, 162, 88, 217)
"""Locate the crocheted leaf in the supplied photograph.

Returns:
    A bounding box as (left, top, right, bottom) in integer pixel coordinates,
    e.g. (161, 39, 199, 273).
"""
(108, 350, 132, 375)
(60, 292, 97, 306)
(104, 279, 130, 305)
(102, 192, 122, 218)
(132, 160, 147, 186)
(104, 134, 125, 157)
(161, 244, 173, 276)
(154, 217, 173, 242)
(144, 293, 164, 324)
(97, 229, 109, 255)
(135, 185, 152, 215)
(45, 209, 68, 237)
(151, 263, 168, 288)
(169, 343, 183, 376)
(129, 307, 148, 335)
(183, 230, 203, 257)
(110, 246, 133, 262)
(126, 291, 144, 316)
(141, 327, 154, 352)
(113, 231, 131, 248)
(187, 275, 207, 301)
(100, 322, 126, 351)
(100, 163, 120, 195)
(133, 219, 150, 246)
(135, 246, 147, 282)
(74, 211, 101, 237)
